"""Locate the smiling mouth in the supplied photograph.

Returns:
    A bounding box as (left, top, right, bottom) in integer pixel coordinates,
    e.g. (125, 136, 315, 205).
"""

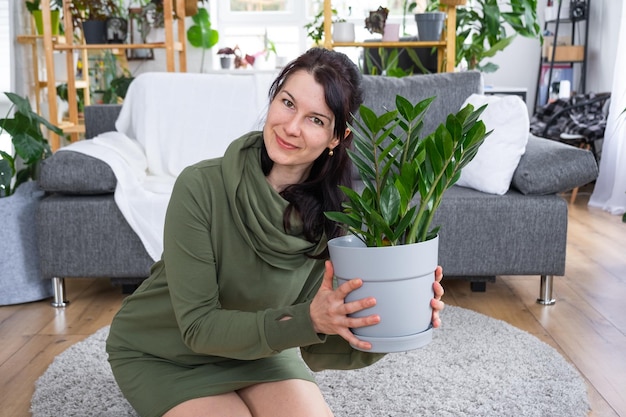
(276, 135, 298, 150)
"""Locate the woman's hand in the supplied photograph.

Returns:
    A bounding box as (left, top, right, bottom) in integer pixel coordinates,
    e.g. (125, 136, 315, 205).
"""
(431, 266, 445, 328)
(309, 261, 380, 351)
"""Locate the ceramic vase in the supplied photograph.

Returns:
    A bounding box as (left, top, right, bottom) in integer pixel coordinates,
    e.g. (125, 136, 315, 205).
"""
(382, 23, 400, 41)
(332, 22, 355, 42)
(327, 234, 438, 353)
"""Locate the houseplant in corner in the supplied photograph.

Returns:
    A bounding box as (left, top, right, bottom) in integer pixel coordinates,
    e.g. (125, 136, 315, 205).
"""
(455, 0, 541, 72)
(325, 95, 489, 352)
(0, 92, 62, 305)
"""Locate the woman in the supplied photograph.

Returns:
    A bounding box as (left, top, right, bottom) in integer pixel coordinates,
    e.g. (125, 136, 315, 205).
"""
(106, 48, 445, 417)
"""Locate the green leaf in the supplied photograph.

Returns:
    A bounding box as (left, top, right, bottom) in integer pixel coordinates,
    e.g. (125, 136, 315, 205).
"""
(186, 8, 219, 49)
(380, 183, 401, 225)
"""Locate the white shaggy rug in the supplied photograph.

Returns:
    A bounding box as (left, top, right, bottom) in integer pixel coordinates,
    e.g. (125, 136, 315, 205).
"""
(31, 306, 590, 417)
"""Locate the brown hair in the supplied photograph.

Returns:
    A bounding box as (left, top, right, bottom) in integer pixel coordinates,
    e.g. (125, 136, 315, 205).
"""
(261, 48, 364, 245)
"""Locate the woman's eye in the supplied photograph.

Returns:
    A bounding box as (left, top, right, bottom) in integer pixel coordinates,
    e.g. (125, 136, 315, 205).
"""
(282, 99, 294, 108)
(310, 117, 324, 126)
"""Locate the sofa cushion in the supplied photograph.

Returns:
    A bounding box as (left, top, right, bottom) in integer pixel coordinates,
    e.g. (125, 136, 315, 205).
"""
(511, 135, 599, 195)
(360, 71, 484, 137)
(455, 94, 530, 195)
(38, 150, 117, 194)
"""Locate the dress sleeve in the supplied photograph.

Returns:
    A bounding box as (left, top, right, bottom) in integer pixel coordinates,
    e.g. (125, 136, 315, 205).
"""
(163, 166, 324, 360)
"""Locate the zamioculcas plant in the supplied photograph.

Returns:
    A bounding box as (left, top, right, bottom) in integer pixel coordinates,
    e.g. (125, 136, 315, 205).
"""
(325, 95, 490, 247)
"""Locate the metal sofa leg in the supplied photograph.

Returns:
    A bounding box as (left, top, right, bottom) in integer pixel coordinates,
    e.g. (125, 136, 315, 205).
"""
(537, 275, 556, 305)
(51, 277, 69, 308)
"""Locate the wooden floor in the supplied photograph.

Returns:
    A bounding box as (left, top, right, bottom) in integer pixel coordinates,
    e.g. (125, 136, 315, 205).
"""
(1, 187, 625, 417)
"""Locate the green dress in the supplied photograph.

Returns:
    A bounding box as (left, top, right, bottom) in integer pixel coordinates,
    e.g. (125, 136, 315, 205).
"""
(106, 132, 384, 417)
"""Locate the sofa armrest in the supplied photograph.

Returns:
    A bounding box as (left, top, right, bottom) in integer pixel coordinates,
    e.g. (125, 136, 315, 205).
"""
(84, 104, 122, 139)
(511, 134, 598, 195)
(39, 151, 116, 194)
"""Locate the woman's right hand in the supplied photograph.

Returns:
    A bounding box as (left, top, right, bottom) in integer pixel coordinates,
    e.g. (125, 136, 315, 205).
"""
(309, 260, 380, 351)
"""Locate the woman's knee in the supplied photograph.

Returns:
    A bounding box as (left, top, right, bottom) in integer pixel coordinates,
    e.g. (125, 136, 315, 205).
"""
(162, 393, 253, 417)
(237, 379, 333, 417)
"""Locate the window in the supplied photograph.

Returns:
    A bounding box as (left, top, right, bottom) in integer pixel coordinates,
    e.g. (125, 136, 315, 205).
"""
(229, 0, 289, 12)
(210, 0, 417, 71)
(218, 0, 298, 24)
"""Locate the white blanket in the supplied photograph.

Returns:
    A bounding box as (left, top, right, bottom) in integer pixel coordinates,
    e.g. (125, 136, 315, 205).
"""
(59, 71, 277, 260)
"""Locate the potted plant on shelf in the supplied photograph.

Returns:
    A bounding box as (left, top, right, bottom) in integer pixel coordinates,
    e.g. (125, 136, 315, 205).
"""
(69, 0, 121, 44)
(304, 7, 341, 46)
(217, 47, 236, 69)
(0, 92, 62, 305)
(25, 0, 63, 36)
(324, 95, 489, 353)
(411, 1, 446, 41)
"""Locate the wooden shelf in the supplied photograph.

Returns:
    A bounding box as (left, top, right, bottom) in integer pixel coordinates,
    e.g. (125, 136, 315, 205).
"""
(321, 0, 458, 73)
(331, 41, 446, 48)
(35, 0, 187, 150)
(53, 42, 184, 51)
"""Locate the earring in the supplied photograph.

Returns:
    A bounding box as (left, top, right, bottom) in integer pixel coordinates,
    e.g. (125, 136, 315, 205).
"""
(328, 149, 334, 156)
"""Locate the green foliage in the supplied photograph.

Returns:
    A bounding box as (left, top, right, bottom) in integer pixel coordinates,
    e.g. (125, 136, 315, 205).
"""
(455, 0, 541, 72)
(304, 8, 342, 45)
(186, 7, 219, 72)
(0, 93, 62, 197)
(401, 0, 541, 72)
(364, 47, 431, 77)
(325, 95, 490, 246)
(90, 51, 134, 104)
(69, 0, 121, 22)
(25, 0, 63, 12)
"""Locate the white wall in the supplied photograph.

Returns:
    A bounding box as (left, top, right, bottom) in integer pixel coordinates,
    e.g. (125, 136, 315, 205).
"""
(0, 0, 12, 154)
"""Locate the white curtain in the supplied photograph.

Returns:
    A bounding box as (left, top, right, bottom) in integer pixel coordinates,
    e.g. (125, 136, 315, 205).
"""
(588, 3, 626, 215)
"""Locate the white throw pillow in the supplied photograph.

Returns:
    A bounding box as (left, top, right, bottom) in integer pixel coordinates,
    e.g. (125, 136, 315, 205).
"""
(456, 94, 530, 195)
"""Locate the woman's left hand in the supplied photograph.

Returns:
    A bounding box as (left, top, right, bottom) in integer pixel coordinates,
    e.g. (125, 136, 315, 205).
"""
(431, 266, 444, 328)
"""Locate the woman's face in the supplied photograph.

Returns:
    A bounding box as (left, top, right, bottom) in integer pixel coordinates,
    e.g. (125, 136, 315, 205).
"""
(263, 70, 341, 183)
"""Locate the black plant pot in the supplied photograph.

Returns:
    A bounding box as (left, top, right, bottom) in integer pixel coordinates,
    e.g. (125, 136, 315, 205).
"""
(82, 20, 107, 44)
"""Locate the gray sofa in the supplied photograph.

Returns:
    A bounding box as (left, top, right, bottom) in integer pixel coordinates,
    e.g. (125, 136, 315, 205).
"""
(37, 71, 599, 307)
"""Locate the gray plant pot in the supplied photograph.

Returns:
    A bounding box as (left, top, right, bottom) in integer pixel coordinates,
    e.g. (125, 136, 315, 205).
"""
(414, 11, 446, 41)
(328, 234, 438, 353)
(220, 56, 234, 69)
(0, 181, 52, 305)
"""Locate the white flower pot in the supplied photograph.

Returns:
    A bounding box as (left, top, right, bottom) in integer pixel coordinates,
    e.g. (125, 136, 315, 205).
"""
(332, 22, 355, 43)
(328, 234, 438, 353)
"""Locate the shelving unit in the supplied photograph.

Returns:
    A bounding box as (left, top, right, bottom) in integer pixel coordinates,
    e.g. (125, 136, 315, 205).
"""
(321, 0, 458, 73)
(534, 0, 589, 112)
(20, 0, 187, 150)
